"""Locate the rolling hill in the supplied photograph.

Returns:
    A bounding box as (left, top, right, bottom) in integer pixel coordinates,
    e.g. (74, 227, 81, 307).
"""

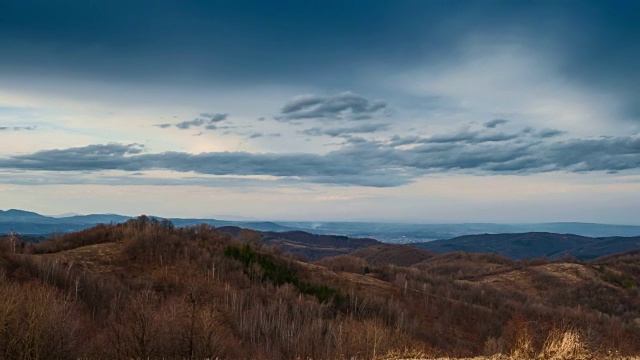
(0, 217, 640, 359)
(1, 219, 639, 359)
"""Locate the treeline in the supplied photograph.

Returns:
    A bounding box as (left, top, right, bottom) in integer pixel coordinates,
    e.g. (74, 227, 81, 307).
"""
(1, 217, 639, 359)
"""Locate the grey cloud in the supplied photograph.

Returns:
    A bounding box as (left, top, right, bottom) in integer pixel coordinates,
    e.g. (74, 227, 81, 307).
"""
(536, 128, 566, 138)
(300, 128, 323, 136)
(0, 143, 144, 172)
(428, 129, 519, 144)
(176, 118, 206, 129)
(0, 143, 410, 186)
(158, 113, 229, 130)
(342, 136, 370, 145)
(484, 119, 509, 128)
(0, 170, 299, 188)
(0, 126, 37, 131)
(388, 135, 421, 147)
(248, 132, 263, 139)
(1, 134, 638, 187)
(301, 123, 389, 137)
(546, 137, 640, 172)
(200, 113, 228, 122)
(278, 92, 387, 121)
(387, 126, 563, 150)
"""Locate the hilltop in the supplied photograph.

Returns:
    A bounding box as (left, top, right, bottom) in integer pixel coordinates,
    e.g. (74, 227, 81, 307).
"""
(1, 217, 639, 359)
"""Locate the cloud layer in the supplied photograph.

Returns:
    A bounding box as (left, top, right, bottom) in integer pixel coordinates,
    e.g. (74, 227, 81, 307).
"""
(1, 126, 638, 187)
(1, 1, 638, 221)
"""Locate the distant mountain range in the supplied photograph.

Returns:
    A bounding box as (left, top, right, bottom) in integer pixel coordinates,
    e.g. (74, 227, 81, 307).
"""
(413, 232, 640, 260)
(281, 221, 640, 242)
(0, 209, 296, 235)
(2, 209, 640, 260)
(3, 209, 640, 240)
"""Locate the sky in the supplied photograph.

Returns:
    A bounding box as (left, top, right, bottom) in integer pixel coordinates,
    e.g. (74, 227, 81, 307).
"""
(1, 0, 639, 223)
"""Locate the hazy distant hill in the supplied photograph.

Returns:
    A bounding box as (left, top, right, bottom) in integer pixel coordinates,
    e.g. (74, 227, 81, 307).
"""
(413, 232, 640, 260)
(2, 209, 640, 261)
(3, 209, 640, 240)
(216, 227, 381, 261)
(0, 209, 299, 235)
(171, 219, 298, 233)
(282, 221, 640, 242)
(0, 209, 49, 222)
(0, 210, 132, 234)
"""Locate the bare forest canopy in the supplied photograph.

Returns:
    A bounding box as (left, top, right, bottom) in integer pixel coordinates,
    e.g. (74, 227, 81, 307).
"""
(1, 216, 639, 359)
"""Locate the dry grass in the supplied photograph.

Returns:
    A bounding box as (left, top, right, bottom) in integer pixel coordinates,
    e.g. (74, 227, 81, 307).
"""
(383, 357, 640, 360)
(380, 328, 639, 359)
(37, 242, 124, 274)
(475, 263, 601, 299)
(297, 259, 399, 299)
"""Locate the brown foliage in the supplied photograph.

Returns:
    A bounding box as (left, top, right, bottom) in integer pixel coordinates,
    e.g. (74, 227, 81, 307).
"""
(0, 279, 83, 359)
(1, 221, 639, 359)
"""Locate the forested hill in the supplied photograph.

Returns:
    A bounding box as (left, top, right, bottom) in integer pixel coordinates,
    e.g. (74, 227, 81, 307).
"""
(1, 219, 639, 359)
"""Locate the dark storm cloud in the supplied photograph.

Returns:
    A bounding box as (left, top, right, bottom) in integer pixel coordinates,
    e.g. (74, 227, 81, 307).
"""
(1, 132, 639, 187)
(278, 92, 387, 121)
(0, 1, 460, 86)
(1, 1, 637, 116)
(301, 123, 389, 137)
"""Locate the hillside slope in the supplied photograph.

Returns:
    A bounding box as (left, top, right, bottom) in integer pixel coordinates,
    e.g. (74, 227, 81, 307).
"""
(217, 226, 381, 261)
(1, 219, 639, 359)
